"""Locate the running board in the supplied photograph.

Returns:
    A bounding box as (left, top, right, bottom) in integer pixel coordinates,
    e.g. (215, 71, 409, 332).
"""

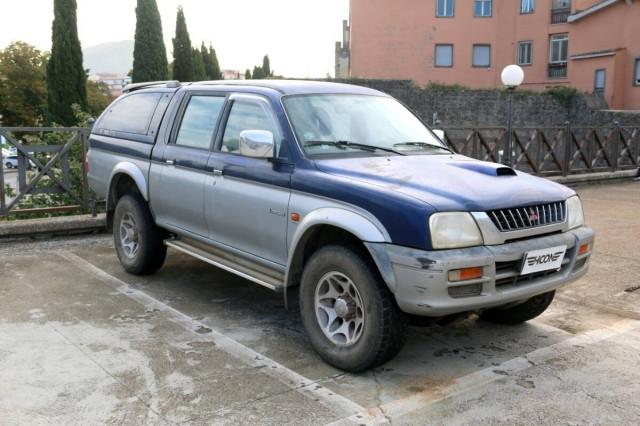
(165, 239, 285, 292)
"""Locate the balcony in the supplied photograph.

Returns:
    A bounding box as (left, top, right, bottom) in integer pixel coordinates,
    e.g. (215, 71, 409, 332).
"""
(548, 63, 567, 78)
(551, 7, 571, 24)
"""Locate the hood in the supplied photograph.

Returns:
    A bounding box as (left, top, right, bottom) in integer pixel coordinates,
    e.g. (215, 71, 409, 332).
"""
(314, 154, 574, 211)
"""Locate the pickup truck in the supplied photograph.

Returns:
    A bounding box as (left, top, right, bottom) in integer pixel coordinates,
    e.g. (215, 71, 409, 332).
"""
(87, 80, 594, 372)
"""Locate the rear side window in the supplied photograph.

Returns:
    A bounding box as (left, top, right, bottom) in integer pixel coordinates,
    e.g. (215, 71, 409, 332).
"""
(175, 96, 225, 149)
(98, 93, 161, 135)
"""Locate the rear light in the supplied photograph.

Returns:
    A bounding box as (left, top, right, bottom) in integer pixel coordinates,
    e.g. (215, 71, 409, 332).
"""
(448, 267, 483, 282)
(578, 243, 590, 256)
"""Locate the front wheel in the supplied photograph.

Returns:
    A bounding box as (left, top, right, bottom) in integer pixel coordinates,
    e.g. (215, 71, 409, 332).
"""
(113, 193, 167, 275)
(299, 245, 408, 372)
(480, 291, 555, 325)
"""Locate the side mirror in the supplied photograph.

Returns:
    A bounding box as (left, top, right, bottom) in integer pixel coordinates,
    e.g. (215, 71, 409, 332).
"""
(432, 129, 445, 141)
(239, 130, 275, 158)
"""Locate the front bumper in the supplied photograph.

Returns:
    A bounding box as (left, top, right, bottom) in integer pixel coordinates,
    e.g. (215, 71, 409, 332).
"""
(366, 227, 594, 316)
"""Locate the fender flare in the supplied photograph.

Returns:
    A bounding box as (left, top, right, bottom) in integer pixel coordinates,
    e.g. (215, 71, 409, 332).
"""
(284, 207, 397, 294)
(107, 162, 148, 209)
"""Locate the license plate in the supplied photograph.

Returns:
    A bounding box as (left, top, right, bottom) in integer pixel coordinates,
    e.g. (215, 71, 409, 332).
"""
(521, 245, 567, 275)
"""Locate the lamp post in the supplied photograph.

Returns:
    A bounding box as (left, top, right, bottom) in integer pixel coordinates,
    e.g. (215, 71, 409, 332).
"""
(501, 65, 524, 168)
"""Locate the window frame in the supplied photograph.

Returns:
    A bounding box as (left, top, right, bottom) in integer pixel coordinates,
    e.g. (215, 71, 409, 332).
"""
(436, 0, 455, 18)
(517, 41, 533, 66)
(169, 91, 229, 151)
(520, 0, 536, 14)
(95, 92, 163, 143)
(472, 44, 492, 68)
(549, 33, 569, 64)
(215, 93, 284, 159)
(594, 69, 606, 94)
(474, 0, 492, 17)
(634, 58, 640, 86)
(434, 44, 454, 68)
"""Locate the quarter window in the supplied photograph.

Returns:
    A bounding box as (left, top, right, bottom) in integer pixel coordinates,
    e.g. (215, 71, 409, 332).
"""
(175, 96, 225, 149)
(594, 69, 606, 93)
(221, 101, 280, 155)
(521, 0, 535, 13)
(472, 45, 491, 68)
(98, 93, 161, 135)
(517, 41, 533, 65)
(474, 0, 492, 17)
(436, 0, 455, 17)
(435, 44, 454, 67)
(549, 34, 569, 63)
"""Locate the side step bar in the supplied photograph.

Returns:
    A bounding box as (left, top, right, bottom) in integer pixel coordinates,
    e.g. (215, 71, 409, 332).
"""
(165, 238, 285, 292)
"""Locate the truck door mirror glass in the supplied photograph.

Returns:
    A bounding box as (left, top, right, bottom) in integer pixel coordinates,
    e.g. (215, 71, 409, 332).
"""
(239, 130, 275, 158)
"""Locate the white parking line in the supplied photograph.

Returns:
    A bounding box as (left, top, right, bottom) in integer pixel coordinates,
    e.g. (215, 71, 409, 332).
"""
(58, 251, 381, 425)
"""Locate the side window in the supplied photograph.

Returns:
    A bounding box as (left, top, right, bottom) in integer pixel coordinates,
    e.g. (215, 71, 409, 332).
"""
(220, 101, 280, 155)
(98, 93, 161, 135)
(175, 96, 225, 149)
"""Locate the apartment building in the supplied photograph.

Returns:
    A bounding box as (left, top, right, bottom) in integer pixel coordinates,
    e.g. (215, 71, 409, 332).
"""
(347, 0, 640, 109)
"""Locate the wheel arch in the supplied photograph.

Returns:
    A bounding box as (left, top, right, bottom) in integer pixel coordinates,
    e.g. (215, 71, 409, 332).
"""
(106, 163, 148, 230)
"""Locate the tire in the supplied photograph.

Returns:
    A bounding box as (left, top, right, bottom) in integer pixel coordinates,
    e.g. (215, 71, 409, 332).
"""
(5, 162, 13, 169)
(113, 193, 167, 275)
(480, 291, 555, 325)
(299, 245, 408, 372)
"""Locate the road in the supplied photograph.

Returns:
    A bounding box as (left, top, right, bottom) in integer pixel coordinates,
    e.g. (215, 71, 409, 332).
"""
(0, 181, 639, 425)
(2, 169, 18, 204)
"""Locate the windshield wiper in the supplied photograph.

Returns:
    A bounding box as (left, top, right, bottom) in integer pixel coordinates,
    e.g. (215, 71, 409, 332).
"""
(393, 142, 453, 153)
(304, 140, 405, 155)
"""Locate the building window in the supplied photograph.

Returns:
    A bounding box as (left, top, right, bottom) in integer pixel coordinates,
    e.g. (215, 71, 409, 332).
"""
(635, 58, 640, 86)
(472, 45, 491, 68)
(551, 0, 571, 23)
(517, 41, 533, 65)
(594, 69, 606, 94)
(474, 0, 492, 17)
(521, 0, 535, 14)
(436, 0, 455, 17)
(548, 34, 568, 78)
(435, 44, 453, 67)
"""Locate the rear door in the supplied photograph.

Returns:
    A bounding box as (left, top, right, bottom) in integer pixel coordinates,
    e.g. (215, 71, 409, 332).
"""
(205, 93, 292, 265)
(151, 92, 226, 236)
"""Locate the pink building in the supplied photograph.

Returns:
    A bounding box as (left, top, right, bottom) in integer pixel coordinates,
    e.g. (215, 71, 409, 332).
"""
(348, 0, 640, 109)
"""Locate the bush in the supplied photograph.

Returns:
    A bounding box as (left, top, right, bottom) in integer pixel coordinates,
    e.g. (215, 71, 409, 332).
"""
(545, 86, 578, 106)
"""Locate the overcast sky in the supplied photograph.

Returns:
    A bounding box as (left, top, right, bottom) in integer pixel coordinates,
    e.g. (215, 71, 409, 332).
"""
(1, 0, 349, 77)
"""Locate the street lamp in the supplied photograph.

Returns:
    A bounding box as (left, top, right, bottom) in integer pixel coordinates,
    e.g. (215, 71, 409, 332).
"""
(501, 65, 524, 168)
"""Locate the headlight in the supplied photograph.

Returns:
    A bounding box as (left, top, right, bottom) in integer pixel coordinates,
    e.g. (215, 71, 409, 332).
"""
(566, 195, 584, 229)
(429, 212, 484, 249)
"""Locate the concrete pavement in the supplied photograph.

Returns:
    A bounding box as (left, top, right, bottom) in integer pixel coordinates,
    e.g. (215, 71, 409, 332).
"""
(1, 181, 639, 425)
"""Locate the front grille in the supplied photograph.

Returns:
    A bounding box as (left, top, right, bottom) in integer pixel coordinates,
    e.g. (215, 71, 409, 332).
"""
(494, 246, 574, 289)
(487, 201, 566, 232)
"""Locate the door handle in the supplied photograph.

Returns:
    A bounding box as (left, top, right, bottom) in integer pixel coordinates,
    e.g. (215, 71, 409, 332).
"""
(165, 159, 175, 165)
(212, 168, 224, 176)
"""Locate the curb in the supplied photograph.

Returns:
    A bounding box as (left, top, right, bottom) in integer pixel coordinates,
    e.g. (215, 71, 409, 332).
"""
(0, 214, 106, 239)
(548, 169, 637, 186)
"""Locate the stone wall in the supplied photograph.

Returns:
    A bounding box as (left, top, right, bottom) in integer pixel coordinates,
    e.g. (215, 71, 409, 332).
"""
(330, 79, 639, 128)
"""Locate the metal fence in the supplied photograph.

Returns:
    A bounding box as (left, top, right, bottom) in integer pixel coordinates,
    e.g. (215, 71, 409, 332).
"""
(441, 124, 640, 176)
(0, 127, 90, 217)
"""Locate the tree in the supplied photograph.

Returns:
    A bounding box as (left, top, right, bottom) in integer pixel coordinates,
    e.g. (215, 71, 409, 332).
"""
(172, 6, 193, 82)
(244, 69, 251, 80)
(192, 48, 207, 81)
(202, 43, 222, 80)
(0, 42, 48, 126)
(132, 0, 168, 83)
(262, 55, 271, 78)
(86, 80, 113, 117)
(47, 0, 87, 125)
(252, 65, 265, 80)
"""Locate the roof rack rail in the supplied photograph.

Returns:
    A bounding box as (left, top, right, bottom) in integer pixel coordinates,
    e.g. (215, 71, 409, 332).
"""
(122, 80, 181, 93)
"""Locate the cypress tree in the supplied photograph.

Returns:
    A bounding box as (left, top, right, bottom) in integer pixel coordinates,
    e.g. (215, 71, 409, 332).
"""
(252, 65, 264, 80)
(192, 47, 207, 81)
(205, 44, 222, 80)
(132, 0, 168, 83)
(47, 0, 87, 125)
(262, 55, 271, 78)
(244, 69, 251, 80)
(172, 6, 193, 81)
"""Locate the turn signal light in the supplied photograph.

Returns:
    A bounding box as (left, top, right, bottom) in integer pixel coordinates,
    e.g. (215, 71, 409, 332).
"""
(578, 243, 590, 256)
(448, 267, 483, 282)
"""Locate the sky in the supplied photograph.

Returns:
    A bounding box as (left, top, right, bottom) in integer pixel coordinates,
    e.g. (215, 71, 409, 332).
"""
(0, 0, 350, 78)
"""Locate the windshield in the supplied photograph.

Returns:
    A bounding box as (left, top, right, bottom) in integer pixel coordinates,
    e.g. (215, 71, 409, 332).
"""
(282, 94, 447, 156)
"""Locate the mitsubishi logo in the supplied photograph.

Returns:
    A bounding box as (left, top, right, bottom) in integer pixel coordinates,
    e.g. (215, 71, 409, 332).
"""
(529, 209, 539, 222)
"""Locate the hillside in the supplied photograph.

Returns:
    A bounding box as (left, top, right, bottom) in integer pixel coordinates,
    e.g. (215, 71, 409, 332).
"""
(83, 40, 134, 75)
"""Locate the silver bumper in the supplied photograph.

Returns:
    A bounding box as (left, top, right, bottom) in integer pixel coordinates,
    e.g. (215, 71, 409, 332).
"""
(366, 227, 595, 316)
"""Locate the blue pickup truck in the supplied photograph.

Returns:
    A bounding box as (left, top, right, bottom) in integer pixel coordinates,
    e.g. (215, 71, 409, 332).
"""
(88, 80, 594, 372)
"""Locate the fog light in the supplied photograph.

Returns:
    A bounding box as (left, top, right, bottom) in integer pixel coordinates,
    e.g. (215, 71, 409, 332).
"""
(448, 267, 483, 282)
(578, 243, 590, 256)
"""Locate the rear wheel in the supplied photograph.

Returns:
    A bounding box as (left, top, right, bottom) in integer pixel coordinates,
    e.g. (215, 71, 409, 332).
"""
(480, 291, 555, 325)
(113, 193, 166, 275)
(5, 162, 13, 169)
(299, 245, 407, 372)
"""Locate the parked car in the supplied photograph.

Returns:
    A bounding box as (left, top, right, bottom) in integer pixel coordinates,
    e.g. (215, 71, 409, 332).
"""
(87, 80, 594, 372)
(4, 156, 19, 169)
